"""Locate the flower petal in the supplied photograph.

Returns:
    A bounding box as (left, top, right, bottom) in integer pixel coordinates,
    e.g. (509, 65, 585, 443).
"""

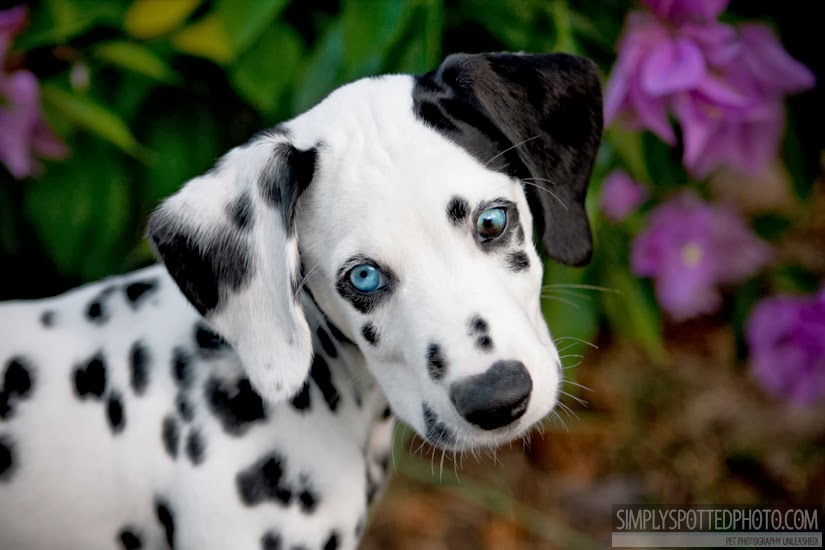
(642, 36, 706, 95)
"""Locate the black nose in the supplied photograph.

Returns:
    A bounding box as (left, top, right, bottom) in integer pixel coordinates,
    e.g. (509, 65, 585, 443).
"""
(449, 360, 532, 430)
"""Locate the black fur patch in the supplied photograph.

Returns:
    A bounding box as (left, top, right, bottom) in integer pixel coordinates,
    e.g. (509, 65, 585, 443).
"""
(468, 315, 489, 335)
(297, 475, 319, 513)
(0, 356, 34, 420)
(205, 377, 267, 436)
(258, 143, 318, 235)
(422, 403, 456, 446)
(227, 192, 255, 232)
(361, 323, 379, 347)
(176, 393, 194, 423)
(426, 342, 448, 381)
(506, 250, 530, 272)
(323, 531, 340, 550)
(162, 415, 180, 459)
(476, 335, 494, 353)
(381, 405, 392, 420)
(117, 527, 142, 550)
(107, 390, 126, 434)
(147, 219, 254, 316)
(261, 531, 282, 550)
(236, 452, 292, 507)
(0, 434, 14, 481)
(155, 498, 176, 549)
(40, 310, 55, 327)
(447, 196, 469, 225)
(85, 285, 116, 325)
(326, 319, 354, 346)
(316, 327, 337, 358)
(309, 355, 339, 412)
(73, 352, 107, 400)
(194, 322, 229, 353)
(171, 347, 192, 389)
(129, 341, 151, 396)
(185, 428, 205, 466)
(124, 278, 158, 308)
(289, 381, 311, 413)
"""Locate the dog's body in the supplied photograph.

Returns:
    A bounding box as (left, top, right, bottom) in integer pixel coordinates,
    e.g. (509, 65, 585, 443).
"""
(0, 53, 602, 549)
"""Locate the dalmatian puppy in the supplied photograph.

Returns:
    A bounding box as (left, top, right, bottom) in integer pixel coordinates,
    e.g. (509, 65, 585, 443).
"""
(0, 52, 602, 549)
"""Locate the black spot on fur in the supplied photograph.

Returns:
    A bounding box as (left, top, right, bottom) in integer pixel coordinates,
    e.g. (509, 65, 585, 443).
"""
(129, 341, 151, 396)
(162, 416, 179, 459)
(447, 196, 469, 225)
(124, 278, 158, 308)
(515, 224, 526, 244)
(205, 377, 267, 436)
(147, 219, 254, 316)
(261, 531, 282, 550)
(476, 335, 494, 353)
(422, 403, 456, 446)
(40, 310, 55, 327)
(361, 323, 379, 347)
(426, 342, 448, 381)
(355, 516, 366, 538)
(227, 192, 255, 232)
(326, 320, 354, 346)
(323, 531, 340, 550)
(117, 527, 142, 550)
(107, 391, 126, 434)
(468, 315, 489, 335)
(316, 327, 337, 358)
(258, 143, 318, 235)
(171, 347, 192, 389)
(381, 405, 392, 420)
(155, 499, 176, 549)
(185, 428, 205, 466)
(85, 285, 116, 324)
(73, 352, 107, 400)
(0, 434, 14, 481)
(506, 250, 530, 272)
(237, 452, 292, 507)
(194, 322, 229, 354)
(289, 381, 311, 413)
(0, 356, 34, 419)
(176, 394, 194, 423)
(297, 475, 319, 513)
(309, 355, 339, 412)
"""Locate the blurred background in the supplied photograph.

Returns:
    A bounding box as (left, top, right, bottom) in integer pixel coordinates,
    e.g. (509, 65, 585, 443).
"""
(1, 0, 823, 548)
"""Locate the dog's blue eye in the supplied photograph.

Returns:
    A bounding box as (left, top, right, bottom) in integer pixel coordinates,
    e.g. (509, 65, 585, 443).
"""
(476, 207, 507, 240)
(349, 264, 384, 294)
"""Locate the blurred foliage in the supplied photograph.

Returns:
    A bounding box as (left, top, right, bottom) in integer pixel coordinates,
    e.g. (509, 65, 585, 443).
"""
(1, 0, 822, 372)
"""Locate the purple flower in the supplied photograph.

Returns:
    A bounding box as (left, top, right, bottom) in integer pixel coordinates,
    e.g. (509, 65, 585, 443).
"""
(0, 6, 67, 179)
(747, 290, 825, 404)
(643, 0, 729, 22)
(600, 170, 647, 222)
(605, 4, 815, 178)
(631, 192, 770, 320)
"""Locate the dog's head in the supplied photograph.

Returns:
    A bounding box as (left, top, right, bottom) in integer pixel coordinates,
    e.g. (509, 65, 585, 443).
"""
(148, 52, 602, 451)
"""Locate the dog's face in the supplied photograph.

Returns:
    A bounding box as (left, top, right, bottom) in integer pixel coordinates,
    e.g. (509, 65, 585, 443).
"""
(148, 53, 602, 451)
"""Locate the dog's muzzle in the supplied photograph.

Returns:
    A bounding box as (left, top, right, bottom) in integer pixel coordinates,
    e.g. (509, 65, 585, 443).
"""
(448, 360, 532, 430)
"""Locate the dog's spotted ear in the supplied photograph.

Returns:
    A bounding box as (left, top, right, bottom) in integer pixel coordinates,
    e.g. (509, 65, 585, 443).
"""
(414, 52, 603, 266)
(147, 130, 317, 402)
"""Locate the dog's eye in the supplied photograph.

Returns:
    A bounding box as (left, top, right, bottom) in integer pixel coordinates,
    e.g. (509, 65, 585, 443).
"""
(476, 207, 507, 240)
(348, 264, 385, 294)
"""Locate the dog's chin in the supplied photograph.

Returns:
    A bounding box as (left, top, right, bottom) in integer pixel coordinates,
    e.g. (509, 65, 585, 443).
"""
(422, 420, 536, 453)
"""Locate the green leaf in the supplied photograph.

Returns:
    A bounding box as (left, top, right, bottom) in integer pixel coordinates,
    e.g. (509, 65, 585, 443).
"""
(15, 0, 127, 49)
(23, 137, 131, 281)
(40, 84, 149, 159)
(93, 41, 179, 83)
(291, 22, 346, 114)
(216, 0, 290, 54)
(388, 0, 444, 74)
(124, 0, 202, 39)
(341, 0, 411, 78)
(230, 24, 303, 115)
(171, 12, 234, 64)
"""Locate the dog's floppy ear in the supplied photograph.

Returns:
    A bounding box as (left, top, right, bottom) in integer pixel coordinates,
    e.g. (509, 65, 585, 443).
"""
(415, 52, 603, 266)
(147, 130, 317, 401)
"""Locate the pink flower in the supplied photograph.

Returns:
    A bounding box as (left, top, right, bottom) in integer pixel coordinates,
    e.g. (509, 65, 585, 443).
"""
(0, 6, 67, 179)
(605, 4, 815, 178)
(600, 170, 647, 222)
(747, 289, 825, 404)
(631, 192, 770, 320)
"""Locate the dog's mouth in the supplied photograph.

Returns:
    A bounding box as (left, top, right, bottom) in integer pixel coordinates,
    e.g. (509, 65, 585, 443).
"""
(421, 402, 536, 452)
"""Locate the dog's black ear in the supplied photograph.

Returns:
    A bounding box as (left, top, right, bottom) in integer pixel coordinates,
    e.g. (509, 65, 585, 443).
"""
(414, 52, 603, 266)
(147, 131, 318, 402)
